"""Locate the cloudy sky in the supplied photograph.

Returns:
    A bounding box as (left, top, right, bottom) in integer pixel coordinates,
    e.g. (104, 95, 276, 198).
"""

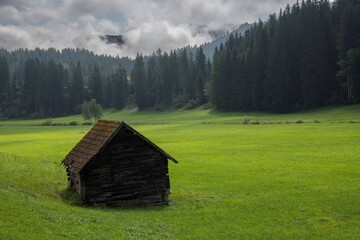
(0, 0, 297, 57)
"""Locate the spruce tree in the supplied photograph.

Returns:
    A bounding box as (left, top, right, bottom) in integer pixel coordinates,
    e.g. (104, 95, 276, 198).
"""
(132, 53, 146, 109)
(89, 64, 103, 104)
(336, 0, 360, 103)
(0, 56, 9, 113)
(112, 65, 128, 109)
(179, 48, 191, 105)
(145, 54, 157, 107)
(23, 58, 41, 115)
(69, 61, 85, 112)
(195, 47, 206, 104)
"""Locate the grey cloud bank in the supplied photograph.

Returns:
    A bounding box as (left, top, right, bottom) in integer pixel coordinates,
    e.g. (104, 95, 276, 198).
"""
(0, 0, 296, 57)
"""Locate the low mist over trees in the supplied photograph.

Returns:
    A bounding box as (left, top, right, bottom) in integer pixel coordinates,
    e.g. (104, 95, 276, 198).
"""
(0, 0, 359, 118)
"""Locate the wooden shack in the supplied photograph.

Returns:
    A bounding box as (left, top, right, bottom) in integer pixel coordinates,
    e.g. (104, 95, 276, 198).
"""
(61, 120, 178, 206)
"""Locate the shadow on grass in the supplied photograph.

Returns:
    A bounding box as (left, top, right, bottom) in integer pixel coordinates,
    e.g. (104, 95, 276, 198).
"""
(59, 188, 170, 211)
(59, 189, 85, 207)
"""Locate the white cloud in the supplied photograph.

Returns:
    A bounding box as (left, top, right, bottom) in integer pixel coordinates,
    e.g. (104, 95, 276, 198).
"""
(0, 0, 297, 57)
(0, 6, 22, 22)
(124, 21, 210, 55)
(0, 25, 32, 49)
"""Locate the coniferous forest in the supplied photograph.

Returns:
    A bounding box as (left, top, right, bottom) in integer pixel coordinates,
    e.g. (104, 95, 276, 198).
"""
(0, 0, 359, 118)
(211, 0, 360, 113)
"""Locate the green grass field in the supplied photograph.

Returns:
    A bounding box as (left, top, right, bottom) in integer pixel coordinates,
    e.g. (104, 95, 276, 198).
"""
(0, 105, 359, 239)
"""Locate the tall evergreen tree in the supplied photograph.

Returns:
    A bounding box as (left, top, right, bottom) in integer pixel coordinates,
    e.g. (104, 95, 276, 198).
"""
(23, 58, 41, 115)
(169, 51, 180, 107)
(335, 0, 360, 103)
(250, 20, 268, 110)
(0, 56, 9, 113)
(3, 66, 23, 117)
(132, 53, 146, 109)
(69, 61, 85, 112)
(111, 65, 128, 109)
(45, 60, 64, 115)
(338, 48, 360, 103)
(195, 47, 206, 104)
(88, 64, 103, 104)
(179, 48, 191, 104)
(144, 53, 157, 107)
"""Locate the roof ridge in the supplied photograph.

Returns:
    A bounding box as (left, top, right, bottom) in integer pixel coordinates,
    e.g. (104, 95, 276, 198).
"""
(97, 119, 121, 123)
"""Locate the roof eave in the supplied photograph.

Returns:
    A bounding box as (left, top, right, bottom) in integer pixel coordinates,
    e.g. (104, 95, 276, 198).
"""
(120, 122, 178, 164)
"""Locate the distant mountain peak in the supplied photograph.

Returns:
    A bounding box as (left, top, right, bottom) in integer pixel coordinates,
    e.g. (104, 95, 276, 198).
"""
(99, 35, 125, 46)
(200, 22, 252, 60)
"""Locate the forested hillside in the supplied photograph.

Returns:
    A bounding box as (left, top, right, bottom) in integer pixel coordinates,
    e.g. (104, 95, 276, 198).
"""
(0, 48, 133, 76)
(200, 23, 252, 60)
(0, 0, 359, 118)
(210, 0, 360, 112)
(132, 0, 360, 113)
(0, 48, 131, 117)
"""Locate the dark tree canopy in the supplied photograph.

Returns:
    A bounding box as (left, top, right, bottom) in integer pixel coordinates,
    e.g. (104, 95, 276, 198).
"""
(209, 0, 359, 112)
(0, 0, 359, 118)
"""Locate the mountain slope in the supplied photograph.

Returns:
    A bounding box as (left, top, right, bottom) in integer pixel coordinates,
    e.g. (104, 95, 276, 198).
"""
(201, 23, 252, 60)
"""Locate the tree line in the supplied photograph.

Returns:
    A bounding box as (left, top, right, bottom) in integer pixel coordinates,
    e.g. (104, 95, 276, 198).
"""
(0, 46, 211, 118)
(0, 47, 132, 118)
(210, 0, 360, 112)
(0, 47, 133, 75)
(0, 0, 359, 118)
(0, 56, 129, 118)
(132, 0, 360, 112)
(131, 48, 211, 110)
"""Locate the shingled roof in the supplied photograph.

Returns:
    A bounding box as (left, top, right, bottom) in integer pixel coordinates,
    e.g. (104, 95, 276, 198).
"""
(62, 120, 177, 174)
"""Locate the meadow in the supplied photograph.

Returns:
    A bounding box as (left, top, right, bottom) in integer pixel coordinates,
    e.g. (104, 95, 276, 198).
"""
(0, 105, 359, 239)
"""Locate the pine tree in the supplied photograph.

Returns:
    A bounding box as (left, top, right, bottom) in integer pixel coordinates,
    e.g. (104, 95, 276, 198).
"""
(159, 51, 173, 108)
(169, 51, 180, 107)
(335, 0, 360, 103)
(103, 76, 113, 108)
(195, 47, 206, 104)
(0, 55, 9, 113)
(89, 64, 103, 104)
(145, 53, 157, 107)
(179, 48, 191, 105)
(23, 58, 41, 115)
(3, 66, 23, 118)
(250, 21, 268, 110)
(112, 65, 128, 109)
(338, 48, 360, 103)
(210, 46, 225, 108)
(132, 53, 146, 109)
(69, 61, 85, 112)
(45, 60, 64, 116)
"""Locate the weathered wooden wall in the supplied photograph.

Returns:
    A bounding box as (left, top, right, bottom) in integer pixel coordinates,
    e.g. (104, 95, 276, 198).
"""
(79, 128, 170, 205)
